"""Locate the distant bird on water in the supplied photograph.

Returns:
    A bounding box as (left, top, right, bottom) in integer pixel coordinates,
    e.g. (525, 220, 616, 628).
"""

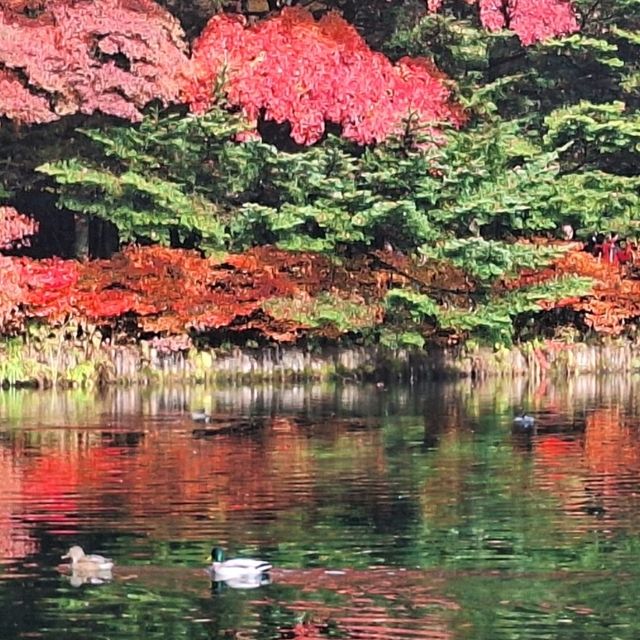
(191, 409, 212, 423)
(513, 413, 535, 428)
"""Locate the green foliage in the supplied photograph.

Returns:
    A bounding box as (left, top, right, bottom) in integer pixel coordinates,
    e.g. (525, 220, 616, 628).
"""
(385, 276, 593, 345)
(545, 100, 640, 152)
(538, 34, 624, 69)
(40, 158, 227, 247)
(378, 329, 426, 350)
(38, 108, 253, 250)
(547, 171, 640, 233)
(264, 293, 380, 334)
(420, 238, 563, 284)
(384, 12, 493, 86)
(38, 111, 461, 254)
(0, 339, 29, 386)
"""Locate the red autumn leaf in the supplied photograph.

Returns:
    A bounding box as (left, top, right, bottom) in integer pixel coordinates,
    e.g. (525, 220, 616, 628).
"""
(75, 289, 139, 318)
(0, 206, 39, 250)
(17, 258, 79, 320)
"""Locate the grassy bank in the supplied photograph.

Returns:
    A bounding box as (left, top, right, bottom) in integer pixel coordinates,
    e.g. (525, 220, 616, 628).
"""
(2, 330, 640, 389)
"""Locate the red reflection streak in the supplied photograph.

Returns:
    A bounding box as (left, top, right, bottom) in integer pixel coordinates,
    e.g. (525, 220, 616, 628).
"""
(0, 417, 386, 561)
(0, 449, 37, 560)
(535, 436, 583, 485)
(584, 408, 640, 474)
(532, 408, 640, 524)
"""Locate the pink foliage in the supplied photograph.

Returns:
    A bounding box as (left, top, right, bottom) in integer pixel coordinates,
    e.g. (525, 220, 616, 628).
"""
(507, 0, 579, 46)
(0, 0, 190, 124)
(0, 69, 57, 123)
(0, 255, 78, 328)
(476, 0, 509, 32)
(187, 7, 465, 145)
(0, 256, 23, 326)
(430, 0, 579, 45)
(0, 207, 39, 250)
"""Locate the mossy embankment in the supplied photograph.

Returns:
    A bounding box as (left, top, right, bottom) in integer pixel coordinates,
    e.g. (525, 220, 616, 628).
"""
(2, 331, 639, 389)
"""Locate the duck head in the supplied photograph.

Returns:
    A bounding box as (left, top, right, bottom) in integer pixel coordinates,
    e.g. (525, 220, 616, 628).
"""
(62, 546, 86, 563)
(211, 546, 225, 563)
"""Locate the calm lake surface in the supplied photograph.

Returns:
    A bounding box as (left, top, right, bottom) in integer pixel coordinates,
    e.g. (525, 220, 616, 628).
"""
(1, 376, 639, 639)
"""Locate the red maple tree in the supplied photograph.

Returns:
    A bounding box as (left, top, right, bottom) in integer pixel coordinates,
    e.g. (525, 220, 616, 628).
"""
(0, 0, 190, 124)
(186, 7, 465, 145)
(429, 0, 579, 45)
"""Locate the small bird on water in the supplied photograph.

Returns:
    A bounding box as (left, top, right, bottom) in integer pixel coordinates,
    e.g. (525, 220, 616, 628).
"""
(191, 409, 212, 423)
(513, 413, 535, 428)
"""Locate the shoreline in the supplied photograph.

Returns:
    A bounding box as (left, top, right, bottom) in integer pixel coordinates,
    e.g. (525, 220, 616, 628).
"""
(2, 334, 640, 388)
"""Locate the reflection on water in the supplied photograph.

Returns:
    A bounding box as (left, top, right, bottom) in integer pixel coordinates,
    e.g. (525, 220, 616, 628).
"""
(0, 376, 639, 639)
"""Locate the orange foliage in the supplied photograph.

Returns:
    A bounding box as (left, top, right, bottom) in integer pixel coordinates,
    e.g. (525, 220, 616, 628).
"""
(0, 245, 395, 341)
(8, 241, 640, 342)
(509, 244, 640, 335)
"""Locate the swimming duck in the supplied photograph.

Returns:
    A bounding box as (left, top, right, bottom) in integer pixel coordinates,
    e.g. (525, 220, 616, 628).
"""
(513, 413, 535, 428)
(208, 546, 271, 583)
(62, 546, 114, 571)
(212, 572, 272, 590)
(191, 410, 212, 423)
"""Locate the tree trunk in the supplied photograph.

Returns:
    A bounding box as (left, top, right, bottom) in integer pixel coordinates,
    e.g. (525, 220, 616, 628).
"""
(74, 213, 90, 260)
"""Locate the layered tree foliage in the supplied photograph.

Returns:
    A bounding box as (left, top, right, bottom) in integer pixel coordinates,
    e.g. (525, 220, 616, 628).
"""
(385, 0, 640, 232)
(2, 0, 640, 346)
(185, 8, 465, 144)
(0, 0, 189, 123)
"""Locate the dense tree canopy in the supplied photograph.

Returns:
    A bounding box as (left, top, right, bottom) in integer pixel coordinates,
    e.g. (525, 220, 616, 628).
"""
(1, 0, 640, 353)
(186, 8, 465, 144)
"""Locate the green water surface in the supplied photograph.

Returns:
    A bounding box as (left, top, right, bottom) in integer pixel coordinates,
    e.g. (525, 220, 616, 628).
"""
(0, 376, 638, 639)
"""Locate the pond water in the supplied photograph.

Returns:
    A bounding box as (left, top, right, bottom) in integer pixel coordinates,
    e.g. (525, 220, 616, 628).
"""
(0, 376, 639, 639)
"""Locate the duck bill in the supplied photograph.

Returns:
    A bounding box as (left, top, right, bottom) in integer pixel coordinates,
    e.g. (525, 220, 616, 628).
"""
(61, 553, 70, 559)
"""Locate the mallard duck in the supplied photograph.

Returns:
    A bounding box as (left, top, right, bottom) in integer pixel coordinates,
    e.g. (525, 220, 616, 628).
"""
(212, 572, 272, 590)
(208, 546, 271, 583)
(513, 413, 535, 428)
(62, 545, 114, 571)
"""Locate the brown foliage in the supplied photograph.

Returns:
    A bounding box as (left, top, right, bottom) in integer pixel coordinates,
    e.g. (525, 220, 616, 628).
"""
(8, 241, 640, 342)
(509, 244, 640, 335)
